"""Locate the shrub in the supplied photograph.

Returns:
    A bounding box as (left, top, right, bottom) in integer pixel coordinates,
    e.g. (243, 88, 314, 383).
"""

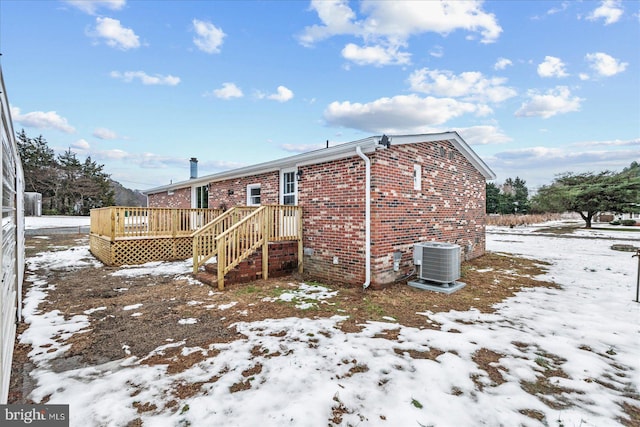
(621, 219, 637, 226)
(609, 220, 621, 225)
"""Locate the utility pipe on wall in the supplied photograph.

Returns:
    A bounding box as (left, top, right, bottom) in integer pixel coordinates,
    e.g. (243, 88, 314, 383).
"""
(356, 146, 371, 289)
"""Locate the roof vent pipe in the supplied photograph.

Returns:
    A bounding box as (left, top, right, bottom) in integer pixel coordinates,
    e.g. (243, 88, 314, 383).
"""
(190, 157, 198, 179)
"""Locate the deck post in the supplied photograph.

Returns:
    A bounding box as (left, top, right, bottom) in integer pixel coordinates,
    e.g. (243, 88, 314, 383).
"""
(172, 209, 178, 238)
(192, 236, 199, 275)
(262, 207, 269, 281)
(297, 207, 303, 274)
(217, 240, 225, 290)
(110, 208, 116, 241)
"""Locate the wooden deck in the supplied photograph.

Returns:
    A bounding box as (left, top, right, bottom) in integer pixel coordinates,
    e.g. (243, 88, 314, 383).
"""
(89, 205, 303, 289)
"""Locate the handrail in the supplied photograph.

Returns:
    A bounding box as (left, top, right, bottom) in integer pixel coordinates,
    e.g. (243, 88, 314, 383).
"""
(191, 206, 259, 273)
(216, 206, 268, 289)
(214, 205, 303, 289)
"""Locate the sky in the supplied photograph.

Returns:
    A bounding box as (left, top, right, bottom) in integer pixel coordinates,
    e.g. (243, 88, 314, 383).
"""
(1, 0, 638, 192)
(19, 217, 640, 426)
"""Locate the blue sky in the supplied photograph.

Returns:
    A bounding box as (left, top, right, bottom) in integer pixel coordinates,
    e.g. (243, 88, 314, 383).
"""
(1, 0, 638, 191)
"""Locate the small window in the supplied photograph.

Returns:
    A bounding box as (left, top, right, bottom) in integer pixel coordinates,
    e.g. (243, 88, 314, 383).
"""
(439, 146, 446, 157)
(413, 164, 422, 191)
(449, 151, 455, 160)
(247, 184, 261, 206)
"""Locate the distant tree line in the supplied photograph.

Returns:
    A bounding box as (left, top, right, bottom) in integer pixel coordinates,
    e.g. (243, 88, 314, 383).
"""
(487, 162, 640, 229)
(17, 129, 115, 215)
(486, 177, 530, 215)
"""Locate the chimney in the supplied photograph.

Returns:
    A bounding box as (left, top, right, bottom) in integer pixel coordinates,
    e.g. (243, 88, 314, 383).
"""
(190, 157, 198, 179)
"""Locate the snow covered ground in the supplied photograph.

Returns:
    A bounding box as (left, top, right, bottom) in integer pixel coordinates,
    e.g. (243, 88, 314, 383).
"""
(25, 216, 91, 230)
(17, 219, 640, 426)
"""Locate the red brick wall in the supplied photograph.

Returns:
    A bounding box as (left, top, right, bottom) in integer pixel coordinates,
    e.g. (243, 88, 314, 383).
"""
(147, 172, 280, 209)
(369, 140, 487, 284)
(224, 241, 298, 284)
(146, 140, 487, 287)
(148, 187, 191, 208)
(207, 171, 280, 209)
(298, 158, 367, 285)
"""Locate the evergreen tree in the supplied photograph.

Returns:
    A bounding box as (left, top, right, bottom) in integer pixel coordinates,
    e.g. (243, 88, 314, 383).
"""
(489, 177, 530, 214)
(16, 129, 59, 210)
(16, 130, 116, 215)
(531, 164, 640, 228)
(486, 182, 500, 214)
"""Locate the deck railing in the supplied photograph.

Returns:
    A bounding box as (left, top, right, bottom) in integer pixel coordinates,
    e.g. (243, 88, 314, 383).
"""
(90, 207, 223, 240)
(91, 205, 302, 289)
(191, 206, 259, 273)
(215, 205, 303, 289)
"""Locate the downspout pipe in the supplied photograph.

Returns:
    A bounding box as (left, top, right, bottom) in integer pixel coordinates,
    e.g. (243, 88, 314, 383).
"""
(356, 146, 371, 289)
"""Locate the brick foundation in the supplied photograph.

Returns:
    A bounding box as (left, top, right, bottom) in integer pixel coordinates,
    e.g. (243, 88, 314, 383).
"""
(209, 241, 299, 285)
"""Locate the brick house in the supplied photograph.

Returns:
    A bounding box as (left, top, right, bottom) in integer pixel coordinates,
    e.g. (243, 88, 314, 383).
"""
(144, 132, 495, 287)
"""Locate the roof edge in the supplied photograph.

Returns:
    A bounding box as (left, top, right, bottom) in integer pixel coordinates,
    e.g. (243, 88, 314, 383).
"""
(143, 132, 496, 194)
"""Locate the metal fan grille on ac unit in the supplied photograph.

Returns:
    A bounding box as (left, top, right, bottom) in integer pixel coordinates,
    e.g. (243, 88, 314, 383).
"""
(413, 242, 460, 284)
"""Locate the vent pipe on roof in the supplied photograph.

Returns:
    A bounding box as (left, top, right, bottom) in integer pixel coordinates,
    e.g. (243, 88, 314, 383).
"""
(190, 157, 198, 179)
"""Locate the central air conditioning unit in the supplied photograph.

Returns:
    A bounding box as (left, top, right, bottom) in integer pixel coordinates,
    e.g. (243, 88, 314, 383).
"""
(413, 242, 461, 285)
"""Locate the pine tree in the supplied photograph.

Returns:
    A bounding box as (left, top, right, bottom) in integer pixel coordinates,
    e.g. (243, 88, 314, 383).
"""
(16, 130, 116, 215)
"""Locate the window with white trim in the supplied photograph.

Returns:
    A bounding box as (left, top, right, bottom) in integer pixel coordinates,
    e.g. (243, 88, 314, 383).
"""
(247, 184, 261, 206)
(280, 169, 297, 205)
(194, 185, 208, 208)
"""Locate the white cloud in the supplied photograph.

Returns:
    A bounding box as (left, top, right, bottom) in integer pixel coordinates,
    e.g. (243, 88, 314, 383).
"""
(93, 128, 119, 140)
(299, 0, 502, 66)
(266, 86, 294, 102)
(280, 143, 325, 153)
(72, 139, 91, 150)
(65, 0, 125, 15)
(494, 57, 512, 70)
(515, 86, 583, 119)
(546, 2, 570, 15)
(537, 56, 568, 78)
(110, 71, 180, 86)
(298, 0, 359, 47)
(572, 138, 640, 147)
(10, 106, 76, 134)
(324, 94, 482, 133)
(491, 146, 636, 170)
(211, 83, 244, 100)
(455, 125, 512, 145)
(585, 52, 628, 77)
(89, 17, 140, 50)
(192, 19, 225, 54)
(587, 0, 623, 25)
(408, 68, 517, 103)
(341, 43, 410, 66)
(429, 45, 444, 58)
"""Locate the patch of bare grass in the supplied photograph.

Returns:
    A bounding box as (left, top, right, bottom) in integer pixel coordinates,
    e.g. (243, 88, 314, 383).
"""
(486, 214, 563, 227)
(472, 348, 507, 390)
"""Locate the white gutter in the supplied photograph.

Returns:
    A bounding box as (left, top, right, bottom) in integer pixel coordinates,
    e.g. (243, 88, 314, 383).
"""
(356, 146, 371, 289)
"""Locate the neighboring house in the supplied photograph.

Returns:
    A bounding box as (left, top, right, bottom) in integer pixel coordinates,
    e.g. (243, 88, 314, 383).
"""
(0, 66, 25, 404)
(144, 132, 496, 287)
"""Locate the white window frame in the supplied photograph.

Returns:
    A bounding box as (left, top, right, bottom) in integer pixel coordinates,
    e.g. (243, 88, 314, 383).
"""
(246, 183, 261, 206)
(280, 168, 298, 205)
(413, 164, 422, 191)
(192, 184, 209, 208)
